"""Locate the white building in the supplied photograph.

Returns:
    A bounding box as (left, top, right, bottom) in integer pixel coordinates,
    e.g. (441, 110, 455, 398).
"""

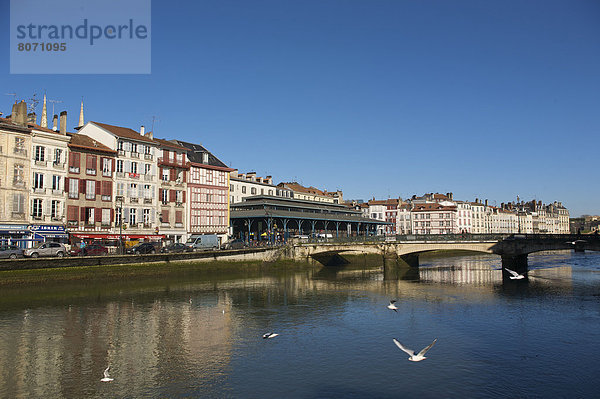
(230, 171, 292, 204)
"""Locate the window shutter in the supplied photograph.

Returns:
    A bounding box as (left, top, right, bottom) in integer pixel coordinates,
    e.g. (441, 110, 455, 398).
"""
(111, 158, 115, 172)
(151, 164, 156, 176)
(159, 167, 163, 178)
(125, 160, 131, 173)
(64, 177, 69, 192)
(12, 194, 18, 213)
(169, 190, 175, 202)
(176, 211, 182, 223)
(138, 185, 143, 199)
(96, 207, 102, 221)
(80, 207, 86, 221)
(95, 181, 101, 195)
(170, 168, 176, 181)
(182, 170, 186, 182)
(124, 207, 130, 221)
(162, 209, 169, 222)
(151, 211, 155, 223)
(80, 179, 86, 193)
(159, 189, 163, 201)
(182, 191, 186, 203)
(111, 208, 114, 222)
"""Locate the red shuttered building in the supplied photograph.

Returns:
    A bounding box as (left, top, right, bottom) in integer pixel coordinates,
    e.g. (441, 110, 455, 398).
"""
(65, 133, 117, 241)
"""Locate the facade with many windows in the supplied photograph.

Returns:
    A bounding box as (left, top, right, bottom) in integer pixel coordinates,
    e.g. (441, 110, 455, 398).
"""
(174, 140, 233, 243)
(65, 133, 116, 238)
(229, 171, 292, 204)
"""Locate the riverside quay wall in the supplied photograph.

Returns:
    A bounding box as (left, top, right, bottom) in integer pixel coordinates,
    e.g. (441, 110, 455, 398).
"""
(0, 247, 285, 271)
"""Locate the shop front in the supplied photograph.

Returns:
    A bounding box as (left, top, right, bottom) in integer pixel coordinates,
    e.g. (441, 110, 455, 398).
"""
(0, 224, 31, 248)
(70, 232, 166, 253)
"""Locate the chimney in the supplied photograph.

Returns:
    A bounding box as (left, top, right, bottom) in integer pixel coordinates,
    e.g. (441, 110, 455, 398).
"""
(202, 152, 209, 164)
(449, 192, 453, 200)
(11, 100, 27, 126)
(140, 125, 145, 135)
(485, 199, 488, 207)
(145, 130, 153, 139)
(59, 111, 67, 135)
(52, 114, 58, 131)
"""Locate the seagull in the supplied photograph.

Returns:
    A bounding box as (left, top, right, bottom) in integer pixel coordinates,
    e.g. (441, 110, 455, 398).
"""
(505, 268, 525, 280)
(262, 332, 279, 339)
(100, 366, 114, 382)
(387, 300, 398, 312)
(393, 338, 437, 362)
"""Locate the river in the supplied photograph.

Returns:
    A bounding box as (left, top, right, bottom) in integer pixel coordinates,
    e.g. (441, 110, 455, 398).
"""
(1, 250, 599, 398)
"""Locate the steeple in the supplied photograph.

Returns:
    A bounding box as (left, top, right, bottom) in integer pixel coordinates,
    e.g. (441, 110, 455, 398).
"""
(40, 94, 48, 128)
(78, 98, 84, 127)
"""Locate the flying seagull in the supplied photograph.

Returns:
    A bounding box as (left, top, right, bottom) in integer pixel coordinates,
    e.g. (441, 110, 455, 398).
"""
(505, 268, 525, 280)
(100, 366, 114, 382)
(387, 300, 398, 312)
(393, 338, 437, 362)
(263, 332, 279, 339)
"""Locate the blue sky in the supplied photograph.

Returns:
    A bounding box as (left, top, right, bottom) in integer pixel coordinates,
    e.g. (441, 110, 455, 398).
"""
(2, 0, 599, 216)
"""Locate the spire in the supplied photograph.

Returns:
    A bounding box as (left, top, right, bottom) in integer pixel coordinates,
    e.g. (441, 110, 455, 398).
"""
(40, 94, 48, 128)
(78, 98, 84, 127)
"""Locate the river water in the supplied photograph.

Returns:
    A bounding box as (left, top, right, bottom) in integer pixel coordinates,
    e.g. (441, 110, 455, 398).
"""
(1, 250, 599, 398)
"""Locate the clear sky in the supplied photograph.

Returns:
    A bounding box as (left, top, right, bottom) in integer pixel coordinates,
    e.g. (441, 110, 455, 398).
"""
(2, 0, 599, 216)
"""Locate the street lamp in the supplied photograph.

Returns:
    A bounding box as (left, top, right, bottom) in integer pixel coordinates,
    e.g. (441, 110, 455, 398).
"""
(118, 196, 124, 255)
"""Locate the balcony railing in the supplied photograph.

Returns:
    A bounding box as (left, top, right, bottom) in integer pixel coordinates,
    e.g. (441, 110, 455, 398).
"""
(13, 148, 27, 157)
(115, 195, 124, 202)
(130, 152, 139, 158)
(130, 197, 139, 203)
(144, 154, 153, 160)
(158, 157, 190, 168)
(13, 180, 25, 188)
(176, 202, 183, 207)
(175, 222, 184, 228)
(144, 174, 154, 181)
(52, 189, 62, 195)
(86, 168, 97, 175)
(144, 198, 153, 204)
(102, 170, 112, 177)
(33, 188, 46, 194)
(67, 220, 78, 227)
(118, 149, 125, 156)
(68, 193, 79, 199)
(34, 160, 47, 166)
(11, 212, 25, 220)
(116, 172, 125, 178)
(161, 200, 169, 206)
(128, 173, 140, 179)
(69, 166, 80, 173)
(102, 195, 111, 201)
(52, 162, 65, 170)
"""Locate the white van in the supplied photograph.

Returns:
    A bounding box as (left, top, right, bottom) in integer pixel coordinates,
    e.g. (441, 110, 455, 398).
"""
(185, 234, 219, 250)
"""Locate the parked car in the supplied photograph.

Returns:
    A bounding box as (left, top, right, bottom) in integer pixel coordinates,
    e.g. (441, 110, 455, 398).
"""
(185, 234, 219, 250)
(127, 242, 158, 255)
(160, 243, 192, 253)
(222, 238, 245, 250)
(24, 242, 67, 258)
(69, 244, 109, 257)
(0, 245, 24, 259)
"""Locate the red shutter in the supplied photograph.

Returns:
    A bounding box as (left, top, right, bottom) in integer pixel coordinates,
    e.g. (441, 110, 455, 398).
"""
(80, 179, 86, 193)
(169, 190, 175, 202)
(159, 167, 163, 178)
(111, 158, 115, 172)
(159, 189, 163, 202)
(80, 207, 86, 221)
(175, 211, 182, 223)
(182, 170, 186, 182)
(95, 181, 101, 195)
(162, 209, 169, 223)
(96, 207, 102, 222)
(170, 168, 176, 181)
(64, 177, 69, 192)
(163, 150, 169, 160)
(107, 181, 113, 196)
(111, 208, 114, 222)
(182, 190, 186, 203)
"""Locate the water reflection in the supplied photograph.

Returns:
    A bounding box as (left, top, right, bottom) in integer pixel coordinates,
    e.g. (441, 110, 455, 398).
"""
(0, 250, 599, 398)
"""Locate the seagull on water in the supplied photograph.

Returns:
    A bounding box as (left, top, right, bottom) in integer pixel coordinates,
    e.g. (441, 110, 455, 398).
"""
(387, 300, 398, 312)
(505, 268, 525, 280)
(263, 332, 279, 339)
(101, 366, 114, 382)
(393, 338, 437, 362)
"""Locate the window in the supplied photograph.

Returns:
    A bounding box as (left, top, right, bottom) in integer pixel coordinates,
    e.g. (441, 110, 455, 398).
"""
(69, 152, 81, 173)
(86, 180, 96, 200)
(32, 199, 43, 218)
(116, 182, 125, 197)
(14, 137, 25, 154)
(161, 209, 169, 223)
(102, 181, 112, 201)
(102, 158, 112, 176)
(51, 200, 59, 219)
(69, 178, 79, 199)
(12, 193, 25, 214)
(131, 162, 138, 174)
(54, 149, 62, 164)
(117, 141, 124, 151)
(131, 143, 137, 153)
(35, 146, 45, 161)
(102, 209, 111, 225)
(162, 168, 169, 181)
(86, 208, 95, 224)
(144, 145, 151, 155)
(129, 183, 138, 198)
(230, 184, 234, 192)
(251, 187, 256, 195)
(34, 172, 44, 189)
(129, 208, 136, 225)
(52, 175, 60, 190)
(116, 160, 123, 173)
(144, 184, 151, 199)
(144, 164, 151, 175)
(143, 209, 150, 225)
(176, 191, 183, 203)
(161, 189, 168, 204)
(116, 208, 122, 225)
(13, 164, 24, 184)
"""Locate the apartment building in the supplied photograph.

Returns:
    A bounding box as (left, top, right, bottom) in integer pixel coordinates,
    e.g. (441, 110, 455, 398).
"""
(229, 171, 292, 204)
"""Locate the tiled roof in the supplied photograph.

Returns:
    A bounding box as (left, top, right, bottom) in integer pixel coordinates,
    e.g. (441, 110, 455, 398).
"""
(68, 133, 116, 154)
(153, 137, 188, 151)
(412, 203, 457, 212)
(279, 182, 328, 196)
(91, 121, 156, 144)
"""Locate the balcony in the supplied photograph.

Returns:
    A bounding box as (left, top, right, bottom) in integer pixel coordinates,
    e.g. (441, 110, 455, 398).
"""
(118, 149, 125, 156)
(102, 170, 112, 177)
(144, 198, 153, 204)
(130, 197, 139, 203)
(158, 157, 190, 168)
(13, 180, 25, 188)
(175, 202, 183, 207)
(161, 180, 172, 186)
(130, 152, 139, 158)
(34, 160, 47, 167)
(116, 172, 125, 178)
(52, 162, 65, 170)
(144, 174, 154, 181)
(68, 193, 79, 199)
(69, 166, 80, 173)
(51, 216, 62, 222)
(86, 168, 97, 176)
(33, 188, 46, 194)
(115, 195, 124, 202)
(143, 223, 152, 229)
(102, 195, 111, 201)
(161, 200, 169, 206)
(67, 220, 78, 227)
(128, 173, 140, 179)
(11, 212, 25, 220)
(13, 148, 27, 157)
(52, 189, 62, 195)
(175, 222, 184, 228)
(144, 154, 153, 160)
(175, 180, 184, 186)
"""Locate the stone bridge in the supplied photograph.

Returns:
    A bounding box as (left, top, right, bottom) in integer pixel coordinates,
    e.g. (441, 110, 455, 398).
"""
(289, 234, 600, 279)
